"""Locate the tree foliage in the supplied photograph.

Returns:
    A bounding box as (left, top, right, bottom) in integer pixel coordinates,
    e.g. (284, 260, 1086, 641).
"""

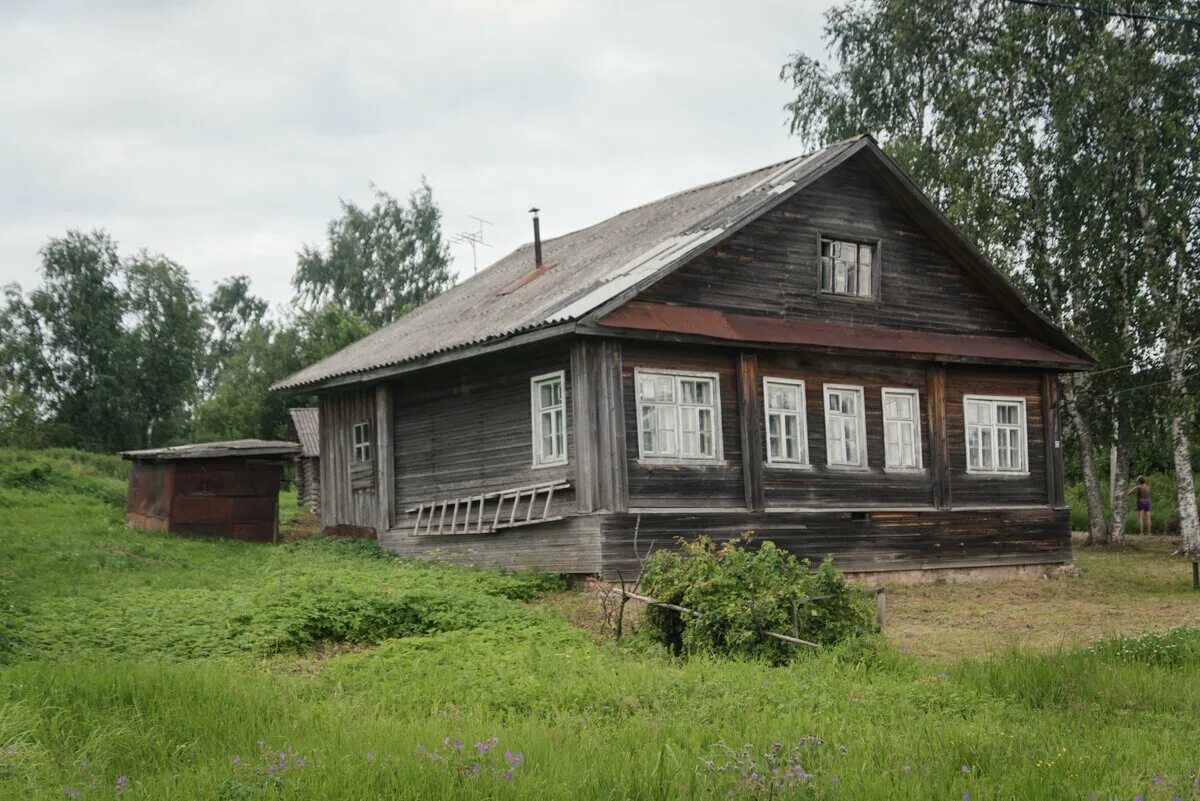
(193, 305, 373, 442)
(293, 181, 453, 328)
(781, 1, 1200, 549)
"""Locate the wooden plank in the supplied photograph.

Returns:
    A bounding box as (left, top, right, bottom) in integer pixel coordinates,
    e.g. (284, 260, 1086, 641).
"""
(926, 363, 950, 510)
(737, 351, 765, 511)
(570, 340, 599, 513)
(375, 383, 395, 532)
(1042, 372, 1065, 507)
(599, 507, 1072, 579)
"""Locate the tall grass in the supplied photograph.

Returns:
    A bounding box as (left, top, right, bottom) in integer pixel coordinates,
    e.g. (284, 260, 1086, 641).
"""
(2, 449, 1199, 800)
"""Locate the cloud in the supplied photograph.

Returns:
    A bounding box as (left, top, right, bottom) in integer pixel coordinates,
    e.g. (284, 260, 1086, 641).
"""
(0, 0, 831, 300)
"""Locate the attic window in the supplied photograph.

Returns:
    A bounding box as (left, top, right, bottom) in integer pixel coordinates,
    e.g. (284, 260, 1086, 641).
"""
(819, 238, 876, 299)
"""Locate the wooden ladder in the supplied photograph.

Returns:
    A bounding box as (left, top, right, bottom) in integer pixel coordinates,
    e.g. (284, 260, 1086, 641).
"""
(405, 480, 570, 536)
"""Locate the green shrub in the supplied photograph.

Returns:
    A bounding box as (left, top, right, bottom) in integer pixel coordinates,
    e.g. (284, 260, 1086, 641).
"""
(0, 449, 127, 507)
(638, 536, 874, 663)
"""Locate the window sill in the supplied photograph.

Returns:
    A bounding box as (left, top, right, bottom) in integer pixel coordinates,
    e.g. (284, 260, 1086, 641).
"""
(764, 462, 814, 471)
(825, 463, 870, 472)
(964, 470, 1031, 478)
(531, 459, 569, 470)
(638, 458, 727, 468)
(816, 290, 880, 306)
(883, 467, 927, 475)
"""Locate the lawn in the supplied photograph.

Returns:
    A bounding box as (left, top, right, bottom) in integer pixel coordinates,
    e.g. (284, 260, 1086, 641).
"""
(2, 448, 1200, 801)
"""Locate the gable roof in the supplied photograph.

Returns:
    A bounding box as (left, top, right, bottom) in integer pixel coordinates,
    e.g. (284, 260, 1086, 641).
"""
(273, 136, 1090, 392)
(288, 408, 320, 457)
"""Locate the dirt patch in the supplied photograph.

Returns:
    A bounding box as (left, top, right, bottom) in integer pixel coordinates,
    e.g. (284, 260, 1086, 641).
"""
(884, 534, 1200, 662)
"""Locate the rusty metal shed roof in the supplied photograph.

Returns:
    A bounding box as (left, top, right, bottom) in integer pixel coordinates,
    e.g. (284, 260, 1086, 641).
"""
(121, 439, 300, 461)
(288, 408, 320, 458)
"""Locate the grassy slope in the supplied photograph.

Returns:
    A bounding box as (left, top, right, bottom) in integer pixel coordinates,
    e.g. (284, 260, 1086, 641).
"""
(2, 450, 1200, 801)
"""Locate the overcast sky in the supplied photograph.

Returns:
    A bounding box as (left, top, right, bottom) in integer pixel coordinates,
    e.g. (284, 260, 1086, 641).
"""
(0, 1, 834, 308)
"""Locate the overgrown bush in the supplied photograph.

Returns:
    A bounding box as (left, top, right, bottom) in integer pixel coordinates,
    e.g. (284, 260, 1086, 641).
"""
(638, 536, 874, 663)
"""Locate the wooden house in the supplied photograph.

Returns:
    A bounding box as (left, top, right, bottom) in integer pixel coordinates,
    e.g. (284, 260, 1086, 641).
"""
(289, 408, 321, 514)
(273, 136, 1093, 578)
(121, 439, 300, 542)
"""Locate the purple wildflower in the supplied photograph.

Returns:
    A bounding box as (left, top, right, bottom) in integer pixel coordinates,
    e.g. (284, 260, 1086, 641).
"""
(902, 765, 911, 773)
(469, 762, 481, 775)
(257, 740, 265, 749)
(961, 764, 970, 774)
(366, 752, 375, 764)
(80, 760, 88, 769)
(296, 757, 306, 769)
(416, 744, 426, 754)
(831, 775, 838, 785)
(453, 738, 463, 749)
(232, 755, 241, 766)
(476, 742, 490, 754)
(267, 764, 275, 778)
(1155, 775, 1163, 785)
(964, 793, 971, 801)
(1134, 796, 1143, 801)
(504, 771, 513, 781)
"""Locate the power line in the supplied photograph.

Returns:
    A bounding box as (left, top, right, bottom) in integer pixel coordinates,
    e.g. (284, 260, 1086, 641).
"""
(1004, 0, 1200, 27)
(1085, 340, 1200, 378)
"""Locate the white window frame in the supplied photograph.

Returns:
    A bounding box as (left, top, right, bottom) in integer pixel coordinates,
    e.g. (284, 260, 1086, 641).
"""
(963, 395, 1029, 475)
(634, 368, 723, 463)
(881, 387, 923, 472)
(819, 236, 876, 299)
(762, 377, 809, 467)
(530, 370, 568, 468)
(822, 384, 868, 469)
(352, 421, 372, 463)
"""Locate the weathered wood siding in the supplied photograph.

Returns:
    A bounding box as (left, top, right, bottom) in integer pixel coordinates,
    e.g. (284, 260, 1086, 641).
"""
(391, 344, 576, 525)
(945, 366, 1047, 507)
(126, 457, 283, 542)
(379, 516, 602, 574)
(600, 507, 1070, 579)
(755, 351, 933, 509)
(621, 342, 745, 509)
(638, 152, 1026, 338)
(319, 388, 378, 534)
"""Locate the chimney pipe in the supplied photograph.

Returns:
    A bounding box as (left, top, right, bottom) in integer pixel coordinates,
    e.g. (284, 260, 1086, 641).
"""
(529, 207, 543, 269)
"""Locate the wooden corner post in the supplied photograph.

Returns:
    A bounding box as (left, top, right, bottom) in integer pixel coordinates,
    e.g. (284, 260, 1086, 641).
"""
(1042, 372, 1065, 508)
(737, 351, 765, 512)
(926, 363, 950, 510)
(375, 383, 395, 534)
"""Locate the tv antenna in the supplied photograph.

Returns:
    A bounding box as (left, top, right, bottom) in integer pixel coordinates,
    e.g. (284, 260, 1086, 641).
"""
(450, 215, 493, 274)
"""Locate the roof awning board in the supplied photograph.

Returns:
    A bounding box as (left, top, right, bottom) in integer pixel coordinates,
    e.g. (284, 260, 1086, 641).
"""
(598, 302, 1093, 371)
(121, 439, 301, 461)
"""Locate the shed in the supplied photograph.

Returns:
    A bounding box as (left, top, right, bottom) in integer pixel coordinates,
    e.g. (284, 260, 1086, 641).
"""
(288, 408, 321, 514)
(120, 439, 301, 542)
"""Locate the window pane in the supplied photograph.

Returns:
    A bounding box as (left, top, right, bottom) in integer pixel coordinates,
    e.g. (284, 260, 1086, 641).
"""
(654, 376, 674, 402)
(820, 257, 832, 291)
(857, 260, 872, 297)
(539, 382, 554, 409)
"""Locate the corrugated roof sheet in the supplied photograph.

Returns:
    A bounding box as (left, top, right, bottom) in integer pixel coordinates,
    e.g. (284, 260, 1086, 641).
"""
(288, 408, 320, 457)
(272, 137, 866, 391)
(121, 439, 300, 461)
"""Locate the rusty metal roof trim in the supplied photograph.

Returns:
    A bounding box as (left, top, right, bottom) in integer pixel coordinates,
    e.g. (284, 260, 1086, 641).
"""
(598, 302, 1094, 370)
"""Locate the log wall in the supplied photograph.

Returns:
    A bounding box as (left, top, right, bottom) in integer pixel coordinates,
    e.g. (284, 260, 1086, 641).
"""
(319, 388, 379, 535)
(638, 151, 1025, 338)
(600, 507, 1071, 579)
